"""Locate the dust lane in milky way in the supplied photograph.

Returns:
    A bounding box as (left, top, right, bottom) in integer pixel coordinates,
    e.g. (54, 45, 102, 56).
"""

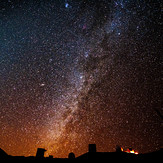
(0, 0, 162, 158)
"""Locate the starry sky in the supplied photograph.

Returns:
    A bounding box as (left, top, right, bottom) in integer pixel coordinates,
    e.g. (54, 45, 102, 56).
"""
(0, 0, 162, 158)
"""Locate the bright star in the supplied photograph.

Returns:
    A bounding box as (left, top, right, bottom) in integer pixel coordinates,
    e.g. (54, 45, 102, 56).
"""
(40, 83, 45, 87)
(65, 3, 69, 8)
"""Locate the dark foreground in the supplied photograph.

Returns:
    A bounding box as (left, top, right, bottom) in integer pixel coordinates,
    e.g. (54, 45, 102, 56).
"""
(0, 144, 162, 162)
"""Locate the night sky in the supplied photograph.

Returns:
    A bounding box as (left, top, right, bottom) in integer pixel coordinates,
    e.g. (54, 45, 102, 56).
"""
(0, 0, 162, 158)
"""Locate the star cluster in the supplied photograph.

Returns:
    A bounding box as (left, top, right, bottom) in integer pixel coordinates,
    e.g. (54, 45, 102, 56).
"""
(0, 0, 162, 158)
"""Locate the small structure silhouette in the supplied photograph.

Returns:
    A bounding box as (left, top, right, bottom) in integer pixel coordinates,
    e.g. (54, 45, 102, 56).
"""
(36, 148, 46, 159)
(89, 144, 96, 153)
(68, 152, 75, 159)
(116, 145, 122, 153)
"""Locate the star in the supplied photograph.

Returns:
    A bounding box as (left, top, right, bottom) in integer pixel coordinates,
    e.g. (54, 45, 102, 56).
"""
(0, 0, 161, 158)
(65, 3, 69, 8)
(40, 83, 45, 87)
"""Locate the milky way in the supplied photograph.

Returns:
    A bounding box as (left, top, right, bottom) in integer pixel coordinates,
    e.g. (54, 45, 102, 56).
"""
(0, 0, 162, 158)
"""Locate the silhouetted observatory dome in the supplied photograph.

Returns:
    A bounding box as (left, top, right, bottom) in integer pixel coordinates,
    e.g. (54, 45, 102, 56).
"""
(68, 152, 75, 159)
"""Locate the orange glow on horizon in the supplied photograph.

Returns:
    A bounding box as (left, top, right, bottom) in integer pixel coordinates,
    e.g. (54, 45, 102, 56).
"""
(121, 147, 138, 155)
